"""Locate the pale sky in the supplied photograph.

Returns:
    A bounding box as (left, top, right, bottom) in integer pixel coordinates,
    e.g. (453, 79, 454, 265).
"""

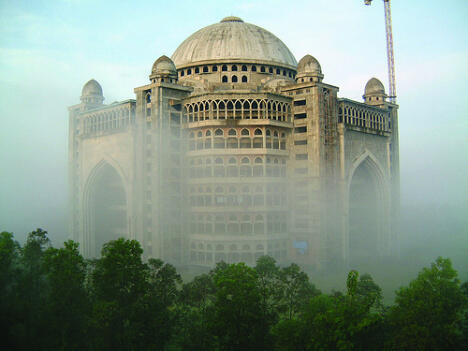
(1, 0, 467, 242)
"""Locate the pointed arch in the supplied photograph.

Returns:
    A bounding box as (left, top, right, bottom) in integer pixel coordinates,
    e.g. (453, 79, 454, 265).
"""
(83, 159, 129, 258)
(346, 149, 390, 265)
(347, 149, 388, 193)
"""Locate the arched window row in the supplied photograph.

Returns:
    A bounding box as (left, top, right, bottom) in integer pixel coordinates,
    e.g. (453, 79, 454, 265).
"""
(188, 213, 287, 236)
(184, 99, 291, 122)
(338, 103, 390, 132)
(188, 156, 287, 166)
(178, 64, 296, 79)
(297, 77, 320, 83)
(221, 75, 248, 83)
(188, 182, 287, 195)
(188, 127, 288, 151)
(83, 108, 135, 135)
(190, 241, 268, 252)
(188, 164, 287, 179)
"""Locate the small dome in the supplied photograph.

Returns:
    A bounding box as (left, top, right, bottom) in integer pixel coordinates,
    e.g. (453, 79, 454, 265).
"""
(152, 55, 177, 75)
(364, 77, 385, 95)
(81, 79, 103, 97)
(297, 55, 322, 75)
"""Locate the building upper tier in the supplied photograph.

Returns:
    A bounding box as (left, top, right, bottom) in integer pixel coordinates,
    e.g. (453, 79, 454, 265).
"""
(171, 17, 297, 69)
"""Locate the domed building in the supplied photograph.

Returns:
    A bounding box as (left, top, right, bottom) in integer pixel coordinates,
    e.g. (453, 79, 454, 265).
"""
(68, 17, 400, 269)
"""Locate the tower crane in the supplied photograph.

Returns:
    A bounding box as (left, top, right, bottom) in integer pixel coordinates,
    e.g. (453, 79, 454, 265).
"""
(364, 0, 396, 103)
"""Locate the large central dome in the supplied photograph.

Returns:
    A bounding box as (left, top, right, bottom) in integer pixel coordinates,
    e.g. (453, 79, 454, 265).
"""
(172, 17, 297, 69)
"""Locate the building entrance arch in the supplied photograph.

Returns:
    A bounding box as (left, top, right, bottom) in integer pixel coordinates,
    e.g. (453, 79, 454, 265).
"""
(84, 161, 128, 256)
(347, 152, 388, 266)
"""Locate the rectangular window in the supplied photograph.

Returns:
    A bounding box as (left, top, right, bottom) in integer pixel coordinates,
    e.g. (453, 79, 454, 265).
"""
(293, 99, 306, 106)
(295, 220, 308, 229)
(294, 113, 307, 119)
(294, 126, 307, 133)
(294, 168, 308, 174)
(296, 154, 308, 160)
(294, 139, 307, 145)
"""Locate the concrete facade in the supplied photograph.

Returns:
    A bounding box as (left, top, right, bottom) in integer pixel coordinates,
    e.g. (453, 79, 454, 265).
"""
(68, 17, 399, 269)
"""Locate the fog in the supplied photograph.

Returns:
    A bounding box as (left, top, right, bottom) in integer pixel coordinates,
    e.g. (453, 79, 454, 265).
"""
(1, 0, 467, 297)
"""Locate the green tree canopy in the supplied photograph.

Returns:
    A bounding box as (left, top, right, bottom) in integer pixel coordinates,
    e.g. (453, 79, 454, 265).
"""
(386, 257, 467, 351)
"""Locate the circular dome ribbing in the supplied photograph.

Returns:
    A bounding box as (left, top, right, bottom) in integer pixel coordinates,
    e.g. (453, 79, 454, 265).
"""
(81, 79, 103, 97)
(172, 17, 297, 68)
(297, 55, 322, 75)
(152, 55, 177, 74)
(365, 77, 385, 95)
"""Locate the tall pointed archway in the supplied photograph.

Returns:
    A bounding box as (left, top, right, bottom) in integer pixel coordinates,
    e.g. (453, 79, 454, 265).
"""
(84, 161, 128, 257)
(347, 152, 388, 266)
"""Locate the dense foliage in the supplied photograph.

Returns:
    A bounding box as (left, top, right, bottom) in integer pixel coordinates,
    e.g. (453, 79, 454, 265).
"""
(1, 229, 467, 350)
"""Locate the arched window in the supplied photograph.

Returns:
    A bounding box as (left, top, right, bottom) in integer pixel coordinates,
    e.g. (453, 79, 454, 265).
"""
(232, 65, 238, 71)
(276, 68, 280, 74)
(212, 66, 218, 72)
(215, 129, 223, 136)
(203, 66, 208, 73)
(254, 157, 263, 164)
(227, 138, 238, 148)
(187, 68, 192, 75)
(222, 76, 228, 83)
(260, 66, 266, 73)
(240, 165, 252, 177)
(181, 71, 185, 77)
(241, 129, 250, 136)
(232, 75, 238, 83)
(241, 65, 247, 71)
(197, 131, 202, 137)
(242, 75, 247, 83)
(222, 65, 228, 71)
(215, 158, 223, 164)
(206, 130, 211, 136)
(266, 129, 271, 136)
(254, 128, 262, 135)
(214, 137, 224, 149)
(228, 157, 237, 164)
(269, 67, 273, 73)
(240, 138, 251, 149)
(253, 137, 263, 148)
(146, 93, 151, 103)
(241, 157, 250, 164)
(253, 165, 263, 177)
(228, 129, 237, 136)
(227, 164, 238, 177)
(195, 67, 200, 74)
(252, 65, 257, 72)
